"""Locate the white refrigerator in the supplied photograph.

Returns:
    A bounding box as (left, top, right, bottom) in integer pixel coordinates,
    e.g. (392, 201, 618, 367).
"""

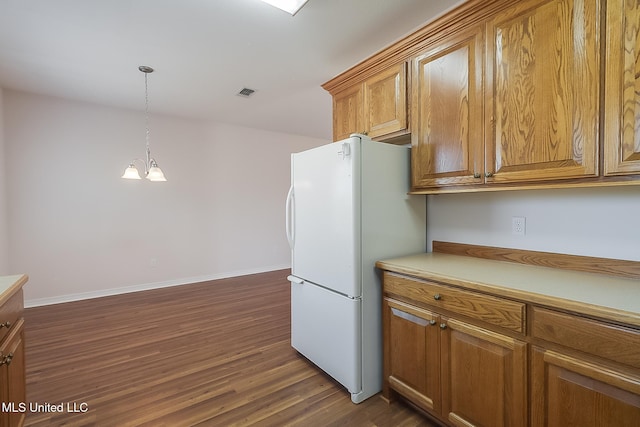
(285, 134, 426, 403)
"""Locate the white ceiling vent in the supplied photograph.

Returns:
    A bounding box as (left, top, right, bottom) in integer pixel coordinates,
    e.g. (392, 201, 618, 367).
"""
(237, 88, 256, 97)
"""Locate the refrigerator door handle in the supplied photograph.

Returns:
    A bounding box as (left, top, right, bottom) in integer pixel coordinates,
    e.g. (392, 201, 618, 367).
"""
(287, 275, 304, 284)
(337, 142, 351, 160)
(285, 185, 295, 249)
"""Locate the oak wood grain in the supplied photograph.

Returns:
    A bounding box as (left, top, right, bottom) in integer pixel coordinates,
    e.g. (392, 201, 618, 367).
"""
(411, 28, 484, 189)
(604, 0, 640, 175)
(440, 317, 528, 427)
(364, 62, 407, 139)
(485, 0, 600, 183)
(333, 84, 363, 141)
(531, 306, 640, 369)
(432, 241, 640, 279)
(531, 346, 640, 426)
(23, 270, 437, 427)
(384, 272, 525, 333)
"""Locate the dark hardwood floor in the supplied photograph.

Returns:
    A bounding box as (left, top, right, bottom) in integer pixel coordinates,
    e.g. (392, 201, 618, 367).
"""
(23, 269, 437, 426)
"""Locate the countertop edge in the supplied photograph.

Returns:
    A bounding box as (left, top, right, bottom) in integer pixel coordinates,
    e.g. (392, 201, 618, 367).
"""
(0, 274, 28, 307)
(376, 259, 640, 328)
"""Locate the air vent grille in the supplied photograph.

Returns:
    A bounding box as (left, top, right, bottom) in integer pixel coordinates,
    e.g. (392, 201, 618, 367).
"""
(237, 88, 256, 97)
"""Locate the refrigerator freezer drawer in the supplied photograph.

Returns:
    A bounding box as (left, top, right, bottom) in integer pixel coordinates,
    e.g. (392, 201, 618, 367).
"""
(290, 278, 362, 394)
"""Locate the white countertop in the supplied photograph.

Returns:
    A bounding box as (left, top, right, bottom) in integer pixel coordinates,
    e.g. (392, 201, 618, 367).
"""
(0, 274, 28, 306)
(377, 253, 640, 327)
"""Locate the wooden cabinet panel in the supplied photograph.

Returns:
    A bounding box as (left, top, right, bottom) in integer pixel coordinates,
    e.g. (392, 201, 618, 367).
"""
(411, 30, 484, 188)
(330, 63, 407, 142)
(364, 63, 407, 139)
(441, 318, 527, 427)
(332, 84, 363, 141)
(531, 346, 640, 427)
(531, 306, 640, 369)
(0, 290, 22, 344)
(383, 298, 441, 413)
(0, 318, 26, 427)
(384, 272, 525, 332)
(604, 0, 640, 175)
(485, 0, 600, 182)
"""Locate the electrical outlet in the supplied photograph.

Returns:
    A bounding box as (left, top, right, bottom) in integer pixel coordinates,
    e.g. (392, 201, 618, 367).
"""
(512, 217, 526, 236)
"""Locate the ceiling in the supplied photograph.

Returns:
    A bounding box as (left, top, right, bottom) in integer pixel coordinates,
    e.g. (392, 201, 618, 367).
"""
(0, 0, 464, 140)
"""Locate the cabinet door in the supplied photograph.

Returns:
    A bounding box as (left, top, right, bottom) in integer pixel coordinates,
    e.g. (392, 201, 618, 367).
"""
(383, 298, 441, 414)
(0, 319, 26, 427)
(441, 318, 527, 427)
(531, 346, 640, 427)
(485, 0, 600, 182)
(603, 0, 640, 175)
(333, 84, 363, 141)
(363, 63, 407, 139)
(411, 29, 484, 189)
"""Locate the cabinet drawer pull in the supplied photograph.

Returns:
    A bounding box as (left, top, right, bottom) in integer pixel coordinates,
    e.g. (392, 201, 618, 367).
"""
(390, 307, 429, 326)
(0, 321, 10, 329)
(433, 294, 441, 301)
(440, 323, 447, 330)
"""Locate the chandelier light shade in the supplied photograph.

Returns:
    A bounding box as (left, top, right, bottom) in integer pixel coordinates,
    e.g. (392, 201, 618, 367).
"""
(122, 65, 167, 182)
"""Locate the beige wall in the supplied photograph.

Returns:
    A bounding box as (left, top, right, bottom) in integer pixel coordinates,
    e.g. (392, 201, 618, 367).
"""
(427, 186, 640, 261)
(3, 90, 327, 305)
(0, 89, 8, 274)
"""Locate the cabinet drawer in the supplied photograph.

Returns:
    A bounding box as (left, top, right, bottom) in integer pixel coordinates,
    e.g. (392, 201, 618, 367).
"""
(0, 289, 23, 343)
(531, 306, 640, 369)
(383, 272, 525, 332)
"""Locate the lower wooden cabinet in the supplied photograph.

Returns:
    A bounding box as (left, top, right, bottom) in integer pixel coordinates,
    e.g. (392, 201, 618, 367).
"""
(0, 319, 26, 427)
(383, 298, 441, 413)
(441, 318, 527, 427)
(383, 295, 527, 426)
(0, 277, 27, 427)
(530, 346, 640, 427)
(380, 265, 640, 427)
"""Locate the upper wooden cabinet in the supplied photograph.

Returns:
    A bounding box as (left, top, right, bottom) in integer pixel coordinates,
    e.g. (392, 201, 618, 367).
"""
(364, 64, 407, 139)
(328, 62, 407, 142)
(333, 84, 363, 142)
(411, 28, 484, 189)
(485, 0, 600, 183)
(604, 0, 640, 176)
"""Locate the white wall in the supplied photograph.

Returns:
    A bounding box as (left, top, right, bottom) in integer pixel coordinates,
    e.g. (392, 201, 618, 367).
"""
(427, 186, 640, 261)
(0, 89, 8, 274)
(4, 90, 327, 305)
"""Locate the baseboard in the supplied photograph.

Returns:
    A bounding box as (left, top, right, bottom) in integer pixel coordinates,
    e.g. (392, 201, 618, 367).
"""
(25, 264, 291, 308)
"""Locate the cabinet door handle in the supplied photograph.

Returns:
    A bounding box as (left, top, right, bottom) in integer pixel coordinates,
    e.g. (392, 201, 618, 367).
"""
(485, 172, 494, 178)
(1, 352, 13, 366)
(473, 172, 481, 179)
(0, 321, 10, 329)
(433, 294, 442, 301)
(429, 320, 436, 326)
(440, 323, 447, 330)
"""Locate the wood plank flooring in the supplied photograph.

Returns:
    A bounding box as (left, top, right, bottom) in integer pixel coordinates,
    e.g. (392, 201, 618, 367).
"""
(23, 269, 437, 426)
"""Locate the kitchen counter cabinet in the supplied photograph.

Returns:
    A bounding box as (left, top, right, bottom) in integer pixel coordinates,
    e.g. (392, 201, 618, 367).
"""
(377, 243, 640, 426)
(383, 271, 527, 426)
(0, 274, 28, 427)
